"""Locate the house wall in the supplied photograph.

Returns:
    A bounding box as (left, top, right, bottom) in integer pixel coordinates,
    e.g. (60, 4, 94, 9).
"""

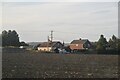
(38, 47, 52, 51)
(70, 44, 84, 50)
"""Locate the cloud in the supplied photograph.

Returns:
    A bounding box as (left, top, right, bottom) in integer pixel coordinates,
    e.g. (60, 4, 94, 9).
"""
(2, 2, 118, 42)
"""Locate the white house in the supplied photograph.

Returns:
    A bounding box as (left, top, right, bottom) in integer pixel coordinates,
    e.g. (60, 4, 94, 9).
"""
(37, 41, 63, 52)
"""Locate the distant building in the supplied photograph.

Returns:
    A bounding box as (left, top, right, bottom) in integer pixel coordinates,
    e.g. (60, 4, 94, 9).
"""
(19, 46, 28, 49)
(27, 42, 43, 50)
(37, 41, 63, 52)
(70, 38, 92, 50)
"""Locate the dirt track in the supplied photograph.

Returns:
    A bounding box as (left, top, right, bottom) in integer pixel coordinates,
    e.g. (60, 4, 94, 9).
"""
(2, 49, 119, 78)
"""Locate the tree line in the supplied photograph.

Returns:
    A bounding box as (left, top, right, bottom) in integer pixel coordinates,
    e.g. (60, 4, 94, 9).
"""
(91, 34, 120, 54)
(0, 30, 28, 47)
(96, 35, 120, 50)
(0, 30, 120, 51)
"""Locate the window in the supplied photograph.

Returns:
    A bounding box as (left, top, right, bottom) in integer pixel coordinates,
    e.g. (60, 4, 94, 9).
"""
(76, 44, 78, 46)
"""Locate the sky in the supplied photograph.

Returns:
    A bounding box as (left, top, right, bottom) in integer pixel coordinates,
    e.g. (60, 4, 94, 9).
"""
(1, 1, 119, 43)
(0, 0, 120, 2)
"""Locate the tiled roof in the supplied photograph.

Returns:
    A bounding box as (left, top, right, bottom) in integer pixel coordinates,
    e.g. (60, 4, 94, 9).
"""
(71, 39, 88, 44)
(38, 41, 62, 47)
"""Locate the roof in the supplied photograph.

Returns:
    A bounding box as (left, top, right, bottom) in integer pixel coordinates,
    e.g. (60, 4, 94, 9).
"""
(38, 41, 62, 47)
(71, 39, 89, 44)
(27, 42, 42, 46)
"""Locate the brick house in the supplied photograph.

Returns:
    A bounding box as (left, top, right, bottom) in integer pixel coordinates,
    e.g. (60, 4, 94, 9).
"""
(70, 38, 92, 50)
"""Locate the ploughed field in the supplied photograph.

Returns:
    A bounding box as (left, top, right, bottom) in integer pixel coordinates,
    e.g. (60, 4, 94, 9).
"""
(2, 48, 119, 78)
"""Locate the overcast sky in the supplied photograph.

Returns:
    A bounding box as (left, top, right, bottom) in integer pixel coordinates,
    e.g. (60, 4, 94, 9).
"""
(1, 2, 118, 43)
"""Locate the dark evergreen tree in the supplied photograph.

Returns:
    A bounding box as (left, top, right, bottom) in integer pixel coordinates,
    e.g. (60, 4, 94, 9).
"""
(2, 30, 20, 47)
(2, 30, 8, 46)
(108, 35, 118, 50)
(118, 39, 120, 50)
(112, 35, 117, 42)
(96, 35, 108, 50)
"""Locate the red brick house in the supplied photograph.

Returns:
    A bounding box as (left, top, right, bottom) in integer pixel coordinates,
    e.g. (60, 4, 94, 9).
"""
(70, 38, 92, 50)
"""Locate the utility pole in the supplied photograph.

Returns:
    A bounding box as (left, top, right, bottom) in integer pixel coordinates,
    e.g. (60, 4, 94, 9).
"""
(50, 30, 53, 52)
(48, 36, 50, 42)
(51, 30, 53, 42)
(47, 36, 49, 51)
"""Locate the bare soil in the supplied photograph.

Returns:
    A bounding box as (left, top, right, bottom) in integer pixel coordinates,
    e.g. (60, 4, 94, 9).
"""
(2, 48, 119, 78)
